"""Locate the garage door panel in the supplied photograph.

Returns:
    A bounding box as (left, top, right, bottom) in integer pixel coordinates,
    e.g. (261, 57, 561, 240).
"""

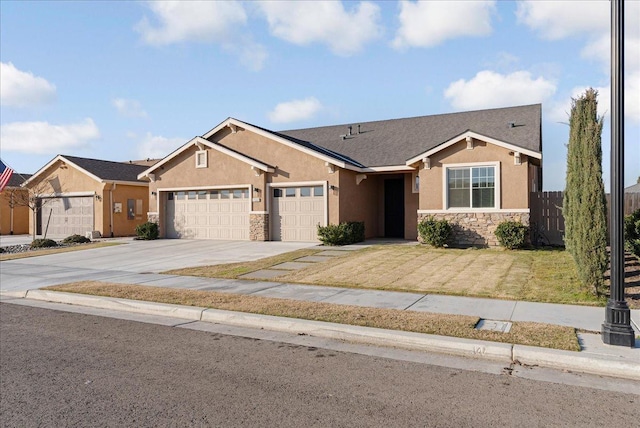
(272, 187, 324, 242)
(41, 196, 94, 236)
(166, 190, 249, 240)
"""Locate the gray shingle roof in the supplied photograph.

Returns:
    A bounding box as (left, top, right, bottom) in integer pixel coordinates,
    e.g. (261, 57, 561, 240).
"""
(7, 173, 31, 188)
(63, 155, 149, 182)
(278, 104, 542, 167)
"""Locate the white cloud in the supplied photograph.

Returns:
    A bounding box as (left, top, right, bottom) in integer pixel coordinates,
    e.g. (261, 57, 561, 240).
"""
(259, 1, 382, 56)
(444, 70, 556, 111)
(549, 75, 640, 124)
(135, 132, 185, 159)
(135, 1, 247, 45)
(135, 1, 267, 70)
(268, 97, 323, 124)
(516, 1, 607, 40)
(0, 62, 56, 108)
(112, 98, 148, 118)
(0, 119, 100, 154)
(517, 1, 640, 123)
(393, 0, 496, 49)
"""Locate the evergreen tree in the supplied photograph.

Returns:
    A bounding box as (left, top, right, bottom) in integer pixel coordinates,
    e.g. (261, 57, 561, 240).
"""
(563, 89, 608, 296)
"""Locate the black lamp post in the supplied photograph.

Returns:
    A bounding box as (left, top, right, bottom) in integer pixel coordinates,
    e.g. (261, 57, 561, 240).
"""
(602, 0, 635, 347)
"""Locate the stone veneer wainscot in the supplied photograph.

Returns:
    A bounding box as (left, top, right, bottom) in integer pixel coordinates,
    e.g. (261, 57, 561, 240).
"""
(417, 212, 530, 248)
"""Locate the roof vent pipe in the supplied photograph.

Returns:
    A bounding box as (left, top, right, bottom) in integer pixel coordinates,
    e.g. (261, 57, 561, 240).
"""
(357, 124, 361, 134)
(508, 122, 515, 128)
(348, 125, 352, 136)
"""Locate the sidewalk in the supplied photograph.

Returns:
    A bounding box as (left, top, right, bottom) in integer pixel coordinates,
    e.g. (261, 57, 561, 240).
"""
(2, 240, 639, 380)
(2, 269, 640, 381)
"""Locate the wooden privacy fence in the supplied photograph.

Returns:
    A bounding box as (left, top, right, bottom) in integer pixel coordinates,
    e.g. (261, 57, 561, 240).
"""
(529, 191, 640, 246)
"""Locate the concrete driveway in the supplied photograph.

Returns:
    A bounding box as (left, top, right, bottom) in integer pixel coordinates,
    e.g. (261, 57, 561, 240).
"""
(0, 238, 317, 292)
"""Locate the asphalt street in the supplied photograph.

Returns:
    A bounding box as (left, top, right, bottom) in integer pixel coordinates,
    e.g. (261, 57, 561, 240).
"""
(2, 304, 638, 427)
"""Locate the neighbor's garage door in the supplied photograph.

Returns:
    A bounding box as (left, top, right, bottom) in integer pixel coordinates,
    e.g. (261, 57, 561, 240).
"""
(166, 189, 250, 240)
(272, 185, 325, 242)
(40, 196, 94, 236)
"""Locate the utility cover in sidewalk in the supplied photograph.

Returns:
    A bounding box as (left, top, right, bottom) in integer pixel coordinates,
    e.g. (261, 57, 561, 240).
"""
(475, 319, 512, 333)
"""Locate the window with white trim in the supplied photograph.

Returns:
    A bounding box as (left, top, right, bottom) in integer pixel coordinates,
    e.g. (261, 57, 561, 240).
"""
(447, 165, 496, 208)
(195, 150, 207, 168)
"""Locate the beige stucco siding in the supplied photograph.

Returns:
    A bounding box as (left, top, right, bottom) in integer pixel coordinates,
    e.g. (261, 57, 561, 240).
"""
(100, 184, 149, 237)
(0, 189, 30, 235)
(419, 139, 530, 210)
(337, 170, 379, 238)
(207, 128, 340, 224)
(404, 173, 419, 240)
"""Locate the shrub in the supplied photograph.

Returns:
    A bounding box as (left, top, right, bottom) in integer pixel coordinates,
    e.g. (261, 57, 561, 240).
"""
(417, 217, 452, 248)
(317, 222, 365, 246)
(62, 234, 91, 244)
(625, 209, 640, 258)
(495, 221, 528, 250)
(135, 222, 159, 240)
(31, 238, 57, 249)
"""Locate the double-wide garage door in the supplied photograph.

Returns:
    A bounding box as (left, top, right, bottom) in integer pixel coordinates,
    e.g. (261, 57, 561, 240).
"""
(40, 196, 94, 236)
(272, 185, 324, 242)
(166, 189, 250, 240)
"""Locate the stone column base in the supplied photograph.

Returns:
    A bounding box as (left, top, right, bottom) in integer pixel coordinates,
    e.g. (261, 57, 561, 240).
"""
(250, 213, 269, 241)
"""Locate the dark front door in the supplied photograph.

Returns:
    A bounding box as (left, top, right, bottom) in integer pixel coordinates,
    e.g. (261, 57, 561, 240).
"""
(384, 178, 405, 238)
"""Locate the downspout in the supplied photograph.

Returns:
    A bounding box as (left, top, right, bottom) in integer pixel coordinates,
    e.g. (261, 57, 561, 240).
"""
(9, 192, 14, 235)
(110, 182, 116, 237)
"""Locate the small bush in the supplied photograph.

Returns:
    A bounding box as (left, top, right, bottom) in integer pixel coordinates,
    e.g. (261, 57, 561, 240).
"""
(135, 222, 159, 240)
(625, 209, 640, 258)
(31, 238, 58, 249)
(317, 222, 365, 246)
(62, 234, 91, 244)
(495, 221, 528, 249)
(418, 217, 452, 248)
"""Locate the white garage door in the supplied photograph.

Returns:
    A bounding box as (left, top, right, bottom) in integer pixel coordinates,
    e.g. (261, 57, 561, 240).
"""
(166, 189, 250, 240)
(272, 185, 325, 242)
(41, 196, 94, 236)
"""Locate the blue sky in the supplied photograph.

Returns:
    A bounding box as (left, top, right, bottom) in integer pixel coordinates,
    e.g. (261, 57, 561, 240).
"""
(1, 0, 638, 190)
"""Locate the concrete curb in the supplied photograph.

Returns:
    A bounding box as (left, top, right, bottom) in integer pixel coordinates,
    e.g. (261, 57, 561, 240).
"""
(513, 344, 640, 380)
(200, 309, 513, 362)
(4, 290, 639, 380)
(24, 290, 206, 321)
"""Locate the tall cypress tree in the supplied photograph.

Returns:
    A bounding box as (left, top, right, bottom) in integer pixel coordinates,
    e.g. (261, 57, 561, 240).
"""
(563, 88, 608, 296)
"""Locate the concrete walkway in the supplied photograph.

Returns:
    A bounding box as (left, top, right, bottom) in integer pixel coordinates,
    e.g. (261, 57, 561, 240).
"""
(2, 238, 639, 380)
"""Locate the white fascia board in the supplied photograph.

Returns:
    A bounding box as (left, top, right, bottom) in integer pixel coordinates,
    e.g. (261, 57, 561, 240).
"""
(36, 191, 97, 198)
(137, 137, 199, 180)
(361, 165, 416, 173)
(22, 155, 102, 187)
(405, 131, 542, 166)
(102, 180, 149, 187)
(205, 118, 352, 170)
(194, 137, 274, 173)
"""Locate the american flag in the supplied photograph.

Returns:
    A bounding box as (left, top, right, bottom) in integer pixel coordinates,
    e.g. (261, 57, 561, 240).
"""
(0, 159, 15, 193)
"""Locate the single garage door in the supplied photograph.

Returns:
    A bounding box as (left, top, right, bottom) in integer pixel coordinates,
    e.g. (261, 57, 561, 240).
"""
(166, 189, 250, 240)
(40, 196, 94, 236)
(272, 185, 325, 242)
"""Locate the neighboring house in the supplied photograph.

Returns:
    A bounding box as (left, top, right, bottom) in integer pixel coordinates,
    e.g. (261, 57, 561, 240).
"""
(139, 104, 542, 246)
(23, 155, 150, 237)
(0, 173, 32, 235)
(625, 183, 640, 193)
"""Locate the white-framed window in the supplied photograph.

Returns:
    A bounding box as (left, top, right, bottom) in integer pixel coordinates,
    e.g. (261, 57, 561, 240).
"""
(195, 150, 207, 168)
(412, 171, 420, 193)
(444, 162, 500, 209)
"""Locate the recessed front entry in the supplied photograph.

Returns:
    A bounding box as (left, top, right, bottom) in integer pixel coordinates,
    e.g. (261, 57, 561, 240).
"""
(384, 179, 404, 238)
